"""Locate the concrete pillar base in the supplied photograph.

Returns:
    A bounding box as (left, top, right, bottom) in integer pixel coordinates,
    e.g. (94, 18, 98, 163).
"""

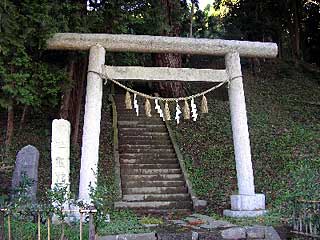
(231, 193, 265, 211)
(223, 193, 266, 218)
(223, 209, 267, 218)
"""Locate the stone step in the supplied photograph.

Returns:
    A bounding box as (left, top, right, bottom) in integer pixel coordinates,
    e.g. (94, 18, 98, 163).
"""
(117, 117, 164, 123)
(118, 120, 139, 126)
(115, 201, 192, 209)
(123, 186, 188, 194)
(119, 144, 172, 149)
(119, 132, 168, 137)
(121, 168, 181, 175)
(119, 135, 170, 141)
(122, 174, 184, 181)
(117, 112, 163, 117)
(123, 180, 185, 188)
(121, 163, 179, 169)
(115, 93, 192, 212)
(119, 138, 170, 143)
(116, 114, 160, 119)
(119, 133, 168, 137)
(119, 127, 167, 132)
(120, 158, 178, 164)
(120, 124, 166, 128)
(134, 208, 192, 215)
(119, 148, 175, 154)
(122, 193, 190, 202)
(120, 153, 176, 159)
(120, 138, 171, 143)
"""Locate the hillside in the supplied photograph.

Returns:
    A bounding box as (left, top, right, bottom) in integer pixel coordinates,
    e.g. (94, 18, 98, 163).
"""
(0, 59, 319, 235)
(172, 59, 320, 218)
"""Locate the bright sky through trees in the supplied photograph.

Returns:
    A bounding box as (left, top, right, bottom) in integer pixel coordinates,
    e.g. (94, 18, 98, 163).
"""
(198, 0, 212, 10)
(187, 0, 212, 10)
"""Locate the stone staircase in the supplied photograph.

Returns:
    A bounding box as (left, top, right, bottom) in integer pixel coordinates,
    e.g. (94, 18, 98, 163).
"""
(114, 94, 193, 213)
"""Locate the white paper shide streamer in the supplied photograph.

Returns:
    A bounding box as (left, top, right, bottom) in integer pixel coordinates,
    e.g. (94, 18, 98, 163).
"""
(154, 99, 164, 121)
(133, 94, 139, 116)
(175, 101, 182, 124)
(191, 98, 198, 121)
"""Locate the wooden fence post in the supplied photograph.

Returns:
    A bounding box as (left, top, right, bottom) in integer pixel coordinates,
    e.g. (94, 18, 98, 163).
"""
(89, 212, 95, 240)
(8, 215, 11, 240)
(0, 211, 4, 240)
(80, 211, 83, 240)
(47, 216, 51, 240)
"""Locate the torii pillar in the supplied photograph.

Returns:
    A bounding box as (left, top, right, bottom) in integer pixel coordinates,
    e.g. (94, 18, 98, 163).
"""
(78, 44, 105, 203)
(223, 52, 266, 217)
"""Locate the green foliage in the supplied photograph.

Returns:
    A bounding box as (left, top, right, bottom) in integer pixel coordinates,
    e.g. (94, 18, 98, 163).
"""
(173, 61, 320, 218)
(140, 216, 164, 225)
(0, 0, 89, 111)
(98, 209, 147, 235)
(3, 218, 89, 240)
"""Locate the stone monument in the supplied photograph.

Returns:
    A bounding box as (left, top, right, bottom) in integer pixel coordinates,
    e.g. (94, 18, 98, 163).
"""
(11, 145, 39, 203)
(51, 119, 71, 192)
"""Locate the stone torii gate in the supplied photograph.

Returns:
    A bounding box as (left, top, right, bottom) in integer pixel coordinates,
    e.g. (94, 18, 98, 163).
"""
(47, 33, 278, 217)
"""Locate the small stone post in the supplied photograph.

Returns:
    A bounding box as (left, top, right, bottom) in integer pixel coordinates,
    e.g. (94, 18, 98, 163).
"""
(78, 44, 105, 203)
(223, 52, 266, 217)
(51, 119, 71, 192)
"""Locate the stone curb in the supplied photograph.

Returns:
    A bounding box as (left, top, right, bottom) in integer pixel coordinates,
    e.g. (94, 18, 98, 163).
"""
(97, 232, 156, 240)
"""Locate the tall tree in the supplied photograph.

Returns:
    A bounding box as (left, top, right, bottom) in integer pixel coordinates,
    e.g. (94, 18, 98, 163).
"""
(0, 0, 87, 147)
(153, 0, 190, 97)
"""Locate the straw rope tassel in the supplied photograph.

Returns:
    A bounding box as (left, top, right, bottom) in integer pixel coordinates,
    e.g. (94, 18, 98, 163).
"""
(164, 101, 171, 121)
(201, 95, 208, 113)
(125, 91, 132, 109)
(183, 100, 190, 119)
(145, 98, 152, 117)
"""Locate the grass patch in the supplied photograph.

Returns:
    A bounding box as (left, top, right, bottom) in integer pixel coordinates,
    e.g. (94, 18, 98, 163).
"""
(173, 60, 320, 219)
(3, 219, 90, 240)
(140, 216, 164, 225)
(97, 209, 148, 236)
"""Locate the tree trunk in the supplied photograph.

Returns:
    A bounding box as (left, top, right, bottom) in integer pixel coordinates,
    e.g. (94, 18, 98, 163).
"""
(154, 0, 185, 97)
(19, 105, 28, 130)
(70, 57, 87, 146)
(189, 2, 195, 37)
(289, 0, 302, 61)
(154, 53, 184, 97)
(5, 105, 14, 147)
(60, 60, 75, 119)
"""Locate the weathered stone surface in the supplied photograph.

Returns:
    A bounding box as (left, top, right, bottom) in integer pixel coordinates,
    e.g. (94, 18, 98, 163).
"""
(226, 52, 255, 196)
(172, 220, 187, 225)
(264, 226, 281, 240)
(192, 231, 199, 240)
(191, 214, 236, 229)
(11, 145, 39, 202)
(104, 66, 228, 83)
(157, 232, 193, 240)
(51, 119, 71, 190)
(79, 45, 105, 203)
(246, 226, 265, 239)
(230, 194, 265, 211)
(98, 232, 156, 240)
(190, 214, 213, 223)
(223, 210, 267, 218)
(47, 33, 278, 58)
(199, 232, 225, 240)
(221, 227, 246, 239)
(193, 199, 208, 210)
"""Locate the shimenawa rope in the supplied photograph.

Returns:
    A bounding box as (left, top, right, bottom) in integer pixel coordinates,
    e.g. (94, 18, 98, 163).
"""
(88, 70, 242, 102)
